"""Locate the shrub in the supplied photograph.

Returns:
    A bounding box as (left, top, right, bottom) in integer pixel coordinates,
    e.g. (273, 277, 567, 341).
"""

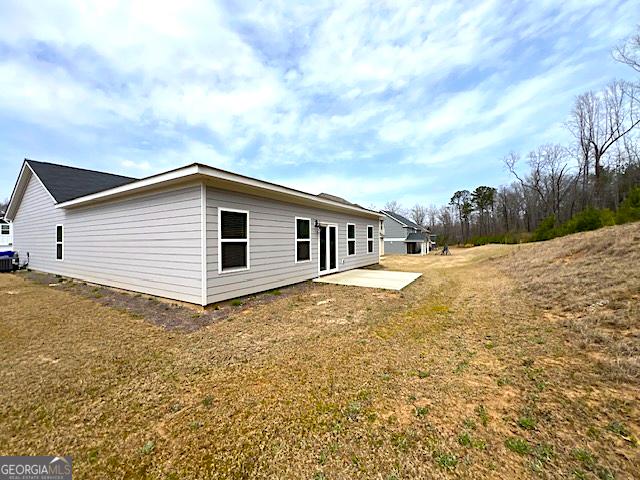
(616, 186, 640, 224)
(560, 207, 614, 235)
(531, 207, 617, 243)
(531, 215, 558, 242)
(468, 233, 521, 246)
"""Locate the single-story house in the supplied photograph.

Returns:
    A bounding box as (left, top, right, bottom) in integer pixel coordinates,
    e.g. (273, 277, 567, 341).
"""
(380, 210, 430, 255)
(5, 159, 383, 306)
(0, 216, 12, 249)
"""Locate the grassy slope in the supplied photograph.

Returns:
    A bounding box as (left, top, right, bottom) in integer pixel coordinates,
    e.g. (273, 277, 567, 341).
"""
(495, 221, 640, 380)
(0, 224, 638, 479)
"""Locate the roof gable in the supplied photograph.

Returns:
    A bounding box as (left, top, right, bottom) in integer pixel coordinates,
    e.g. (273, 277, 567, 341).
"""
(25, 159, 137, 203)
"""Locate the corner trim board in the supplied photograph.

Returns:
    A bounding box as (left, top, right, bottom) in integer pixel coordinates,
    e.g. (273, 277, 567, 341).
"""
(201, 182, 207, 306)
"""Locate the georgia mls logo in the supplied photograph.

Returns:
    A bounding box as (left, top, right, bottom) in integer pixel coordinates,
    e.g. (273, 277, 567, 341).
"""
(0, 456, 72, 480)
(48, 457, 71, 476)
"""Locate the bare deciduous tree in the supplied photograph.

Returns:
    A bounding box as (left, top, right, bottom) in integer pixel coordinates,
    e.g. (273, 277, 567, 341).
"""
(409, 204, 428, 227)
(613, 26, 640, 73)
(382, 200, 403, 214)
(389, 31, 640, 245)
(505, 145, 576, 223)
(570, 80, 640, 203)
(0, 198, 8, 216)
(427, 205, 438, 229)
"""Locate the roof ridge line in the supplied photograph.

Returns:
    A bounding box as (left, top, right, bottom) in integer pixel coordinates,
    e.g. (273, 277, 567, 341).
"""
(25, 158, 137, 180)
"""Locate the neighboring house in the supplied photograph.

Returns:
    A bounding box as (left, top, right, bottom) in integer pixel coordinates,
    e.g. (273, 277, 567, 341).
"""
(5, 159, 382, 306)
(380, 210, 430, 255)
(0, 215, 12, 249)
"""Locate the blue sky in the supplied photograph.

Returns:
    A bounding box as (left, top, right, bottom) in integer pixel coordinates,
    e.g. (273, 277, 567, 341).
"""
(0, 1, 638, 209)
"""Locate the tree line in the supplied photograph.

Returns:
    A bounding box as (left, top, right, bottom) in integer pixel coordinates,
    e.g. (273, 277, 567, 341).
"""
(384, 27, 640, 245)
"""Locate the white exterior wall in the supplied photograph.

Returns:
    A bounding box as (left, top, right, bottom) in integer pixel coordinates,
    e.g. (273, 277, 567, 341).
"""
(206, 186, 379, 304)
(12, 173, 203, 304)
(11, 171, 381, 306)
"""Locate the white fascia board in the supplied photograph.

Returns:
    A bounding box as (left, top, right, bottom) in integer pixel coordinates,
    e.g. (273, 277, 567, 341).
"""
(4, 162, 29, 220)
(55, 164, 201, 208)
(56, 163, 383, 219)
(5, 161, 57, 220)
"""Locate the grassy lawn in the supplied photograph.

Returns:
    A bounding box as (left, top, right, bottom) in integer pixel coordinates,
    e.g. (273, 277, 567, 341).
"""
(1, 223, 638, 479)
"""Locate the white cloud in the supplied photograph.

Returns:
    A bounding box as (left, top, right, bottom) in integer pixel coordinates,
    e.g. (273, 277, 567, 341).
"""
(0, 0, 637, 206)
(120, 159, 153, 172)
(114, 140, 232, 177)
(279, 173, 429, 206)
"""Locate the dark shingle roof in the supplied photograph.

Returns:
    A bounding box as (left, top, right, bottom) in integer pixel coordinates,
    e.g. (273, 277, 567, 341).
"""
(405, 232, 427, 242)
(26, 159, 137, 203)
(381, 210, 423, 230)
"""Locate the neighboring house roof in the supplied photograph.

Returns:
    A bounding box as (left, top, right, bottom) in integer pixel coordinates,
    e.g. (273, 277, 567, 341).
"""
(405, 232, 427, 242)
(380, 210, 424, 230)
(6, 160, 382, 221)
(317, 192, 363, 208)
(25, 159, 137, 203)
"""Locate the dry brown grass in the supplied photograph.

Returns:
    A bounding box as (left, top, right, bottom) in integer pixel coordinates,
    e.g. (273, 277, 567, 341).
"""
(494, 221, 640, 380)
(0, 228, 638, 479)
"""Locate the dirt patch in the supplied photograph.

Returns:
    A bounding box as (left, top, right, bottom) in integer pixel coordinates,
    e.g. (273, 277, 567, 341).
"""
(14, 269, 313, 332)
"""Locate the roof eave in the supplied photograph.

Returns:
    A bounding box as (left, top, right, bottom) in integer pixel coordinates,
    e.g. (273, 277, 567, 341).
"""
(55, 163, 383, 218)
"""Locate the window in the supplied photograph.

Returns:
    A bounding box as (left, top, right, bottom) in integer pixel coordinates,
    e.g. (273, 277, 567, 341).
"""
(295, 217, 311, 263)
(347, 223, 356, 255)
(367, 225, 374, 253)
(56, 224, 63, 260)
(218, 208, 249, 272)
(1, 225, 8, 235)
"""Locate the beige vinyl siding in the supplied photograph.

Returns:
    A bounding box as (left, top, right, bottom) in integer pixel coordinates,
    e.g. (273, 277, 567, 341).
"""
(12, 172, 203, 304)
(206, 186, 379, 304)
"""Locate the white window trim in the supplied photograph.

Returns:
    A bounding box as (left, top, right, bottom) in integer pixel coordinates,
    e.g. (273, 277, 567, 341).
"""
(367, 225, 374, 254)
(294, 217, 312, 264)
(347, 222, 356, 256)
(55, 224, 64, 261)
(217, 207, 250, 274)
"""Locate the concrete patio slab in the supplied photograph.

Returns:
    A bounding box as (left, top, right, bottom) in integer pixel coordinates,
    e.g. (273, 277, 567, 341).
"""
(313, 269, 422, 290)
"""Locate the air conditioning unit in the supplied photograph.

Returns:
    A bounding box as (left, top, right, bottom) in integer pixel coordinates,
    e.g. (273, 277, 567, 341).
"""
(0, 256, 12, 273)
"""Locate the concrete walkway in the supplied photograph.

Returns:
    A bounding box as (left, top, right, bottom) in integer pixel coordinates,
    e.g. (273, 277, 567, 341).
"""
(313, 269, 422, 291)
